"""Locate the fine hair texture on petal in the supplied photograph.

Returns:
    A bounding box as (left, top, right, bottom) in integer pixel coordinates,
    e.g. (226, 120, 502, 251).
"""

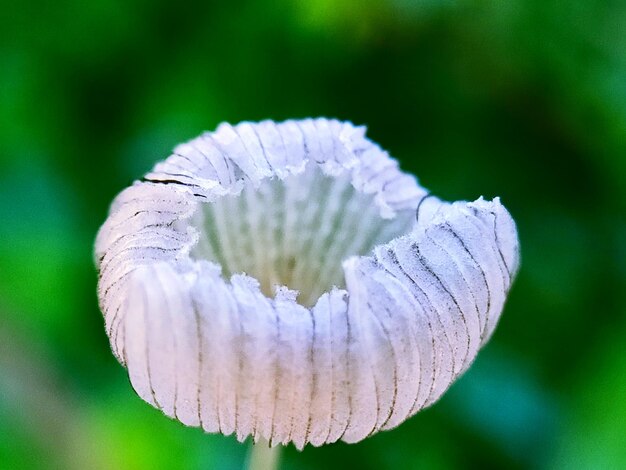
(95, 118, 520, 449)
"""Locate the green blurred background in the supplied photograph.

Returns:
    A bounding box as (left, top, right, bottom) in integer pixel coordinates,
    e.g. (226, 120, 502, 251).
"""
(1, 0, 625, 469)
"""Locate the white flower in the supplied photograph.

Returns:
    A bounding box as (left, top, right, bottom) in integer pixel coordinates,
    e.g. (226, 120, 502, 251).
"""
(95, 118, 519, 449)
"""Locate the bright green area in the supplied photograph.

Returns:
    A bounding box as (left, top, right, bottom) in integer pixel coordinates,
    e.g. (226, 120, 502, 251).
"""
(1, 1, 625, 469)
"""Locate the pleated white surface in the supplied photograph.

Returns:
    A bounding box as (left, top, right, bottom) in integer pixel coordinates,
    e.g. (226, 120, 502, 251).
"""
(95, 118, 519, 449)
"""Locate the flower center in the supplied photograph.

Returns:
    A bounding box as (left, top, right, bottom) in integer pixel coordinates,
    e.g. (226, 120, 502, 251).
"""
(189, 165, 414, 306)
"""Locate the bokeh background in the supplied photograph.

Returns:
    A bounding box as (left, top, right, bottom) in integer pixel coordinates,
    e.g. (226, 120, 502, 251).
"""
(1, 1, 625, 469)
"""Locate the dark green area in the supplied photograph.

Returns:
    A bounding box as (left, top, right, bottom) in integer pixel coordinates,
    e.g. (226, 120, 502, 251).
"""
(1, 1, 624, 469)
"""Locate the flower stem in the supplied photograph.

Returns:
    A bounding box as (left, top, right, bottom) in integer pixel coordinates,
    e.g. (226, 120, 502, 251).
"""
(246, 439, 281, 470)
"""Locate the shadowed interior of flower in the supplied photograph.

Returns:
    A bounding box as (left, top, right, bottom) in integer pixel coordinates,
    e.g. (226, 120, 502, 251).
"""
(189, 164, 415, 307)
(95, 118, 520, 450)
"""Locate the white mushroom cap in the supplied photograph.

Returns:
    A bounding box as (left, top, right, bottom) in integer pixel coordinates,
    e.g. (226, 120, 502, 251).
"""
(95, 118, 520, 449)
